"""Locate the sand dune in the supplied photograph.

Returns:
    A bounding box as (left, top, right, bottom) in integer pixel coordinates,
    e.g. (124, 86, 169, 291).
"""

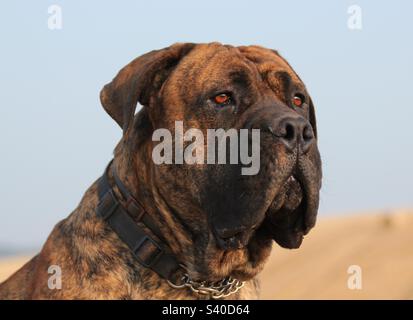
(1, 210, 412, 299)
(0, 256, 31, 285)
(260, 210, 413, 299)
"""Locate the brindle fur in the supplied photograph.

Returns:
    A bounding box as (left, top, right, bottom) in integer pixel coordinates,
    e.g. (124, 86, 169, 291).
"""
(0, 43, 321, 299)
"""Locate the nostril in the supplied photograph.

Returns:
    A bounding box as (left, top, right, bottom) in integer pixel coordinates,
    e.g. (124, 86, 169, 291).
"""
(270, 117, 313, 152)
(303, 124, 314, 142)
(284, 122, 296, 142)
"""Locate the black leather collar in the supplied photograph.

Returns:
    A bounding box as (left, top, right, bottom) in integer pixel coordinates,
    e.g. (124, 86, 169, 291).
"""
(95, 161, 246, 299)
(96, 161, 182, 281)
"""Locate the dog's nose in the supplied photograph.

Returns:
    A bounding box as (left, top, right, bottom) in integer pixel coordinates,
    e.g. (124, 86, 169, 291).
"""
(271, 116, 314, 153)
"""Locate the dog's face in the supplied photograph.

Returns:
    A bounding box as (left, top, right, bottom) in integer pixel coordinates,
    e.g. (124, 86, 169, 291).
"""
(101, 43, 322, 281)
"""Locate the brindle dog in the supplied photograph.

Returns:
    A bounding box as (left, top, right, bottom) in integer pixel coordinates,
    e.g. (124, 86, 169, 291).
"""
(0, 43, 322, 299)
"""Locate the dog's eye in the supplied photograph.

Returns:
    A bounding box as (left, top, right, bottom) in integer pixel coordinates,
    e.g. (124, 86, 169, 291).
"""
(213, 93, 232, 106)
(292, 95, 304, 107)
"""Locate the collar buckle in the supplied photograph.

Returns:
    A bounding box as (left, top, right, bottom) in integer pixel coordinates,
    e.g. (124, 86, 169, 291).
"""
(132, 235, 163, 268)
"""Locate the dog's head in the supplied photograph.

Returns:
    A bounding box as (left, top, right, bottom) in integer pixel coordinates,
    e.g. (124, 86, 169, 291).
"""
(101, 43, 322, 281)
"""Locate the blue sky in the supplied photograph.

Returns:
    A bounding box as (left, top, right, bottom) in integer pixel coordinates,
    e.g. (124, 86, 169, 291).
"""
(0, 1, 412, 248)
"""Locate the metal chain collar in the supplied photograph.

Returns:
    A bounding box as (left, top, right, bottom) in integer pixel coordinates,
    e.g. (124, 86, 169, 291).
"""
(167, 274, 245, 299)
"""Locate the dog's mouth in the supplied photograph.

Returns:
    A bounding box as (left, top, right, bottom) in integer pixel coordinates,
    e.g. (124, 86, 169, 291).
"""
(212, 174, 309, 281)
(269, 175, 305, 214)
(261, 174, 308, 248)
(213, 174, 308, 251)
(213, 225, 259, 250)
(203, 162, 320, 281)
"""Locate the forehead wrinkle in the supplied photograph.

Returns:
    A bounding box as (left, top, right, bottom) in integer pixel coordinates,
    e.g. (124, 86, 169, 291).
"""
(238, 45, 301, 83)
(162, 45, 235, 113)
(197, 50, 257, 91)
(163, 44, 305, 112)
(178, 45, 228, 93)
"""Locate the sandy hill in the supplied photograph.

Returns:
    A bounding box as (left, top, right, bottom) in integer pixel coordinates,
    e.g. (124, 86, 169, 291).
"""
(260, 209, 413, 299)
(1, 210, 412, 299)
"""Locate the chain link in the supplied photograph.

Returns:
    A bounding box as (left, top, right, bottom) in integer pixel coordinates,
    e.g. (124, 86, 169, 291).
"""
(168, 274, 245, 299)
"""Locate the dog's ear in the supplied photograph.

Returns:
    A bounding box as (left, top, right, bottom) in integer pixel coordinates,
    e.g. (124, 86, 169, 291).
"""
(309, 96, 317, 139)
(100, 43, 196, 133)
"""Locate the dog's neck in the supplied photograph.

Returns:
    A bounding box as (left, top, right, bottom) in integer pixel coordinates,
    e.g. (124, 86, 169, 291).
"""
(108, 156, 251, 299)
(111, 145, 199, 277)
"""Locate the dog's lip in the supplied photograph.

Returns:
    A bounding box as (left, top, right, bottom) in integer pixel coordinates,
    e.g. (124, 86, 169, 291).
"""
(263, 172, 307, 224)
(215, 175, 305, 250)
(213, 223, 261, 250)
(214, 229, 254, 250)
(278, 173, 304, 211)
(213, 173, 314, 250)
(294, 168, 320, 234)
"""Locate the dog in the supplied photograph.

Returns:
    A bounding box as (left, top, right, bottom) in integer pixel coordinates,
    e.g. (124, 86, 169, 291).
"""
(0, 42, 322, 299)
